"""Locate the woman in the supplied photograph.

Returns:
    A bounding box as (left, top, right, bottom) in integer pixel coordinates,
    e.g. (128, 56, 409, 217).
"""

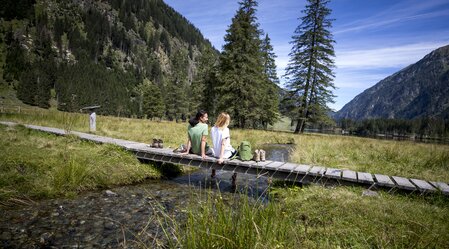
(182, 110, 213, 159)
(211, 112, 237, 164)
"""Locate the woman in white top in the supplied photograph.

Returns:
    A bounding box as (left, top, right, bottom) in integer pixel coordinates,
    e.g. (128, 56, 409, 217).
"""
(211, 112, 237, 165)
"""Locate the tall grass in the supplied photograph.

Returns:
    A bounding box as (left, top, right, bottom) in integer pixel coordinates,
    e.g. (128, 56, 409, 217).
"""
(1, 109, 449, 181)
(0, 124, 160, 203)
(147, 185, 449, 248)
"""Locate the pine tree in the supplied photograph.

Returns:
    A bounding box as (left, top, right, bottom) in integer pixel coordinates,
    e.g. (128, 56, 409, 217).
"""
(164, 50, 189, 121)
(260, 34, 280, 128)
(284, 0, 336, 133)
(4, 33, 27, 84)
(139, 79, 165, 120)
(217, 0, 266, 128)
(191, 46, 218, 116)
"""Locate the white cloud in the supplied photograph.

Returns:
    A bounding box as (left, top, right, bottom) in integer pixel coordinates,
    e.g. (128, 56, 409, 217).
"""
(336, 41, 449, 69)
(334, 0, 449, 34)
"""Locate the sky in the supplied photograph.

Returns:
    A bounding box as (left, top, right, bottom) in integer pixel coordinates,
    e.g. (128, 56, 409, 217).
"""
(164, 0, 449, 111)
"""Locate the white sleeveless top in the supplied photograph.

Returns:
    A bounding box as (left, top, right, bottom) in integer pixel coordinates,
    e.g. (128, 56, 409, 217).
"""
(211, 126, 234, 158)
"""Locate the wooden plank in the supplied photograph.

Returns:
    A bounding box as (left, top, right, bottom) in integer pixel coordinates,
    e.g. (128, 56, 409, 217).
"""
(374, 174, 395, 188)
(391, 176, 416, 191)
(0, 121, 17, 126)
(227, 159, 243, 166)
(325, 168, 342, 179)
(294, 164, 311, 174)
(178, 153, 197, 160)
(410, 179, 436, 192)
(264, 161, 285, 170)
(238, 160, 255, 168)
(123, 143, 151, 151)
(342, 170, 357, 182)
(255, 160, 274, 167)
(278, 163, 298, 172)
(308, 166, 326, 176)
(26, 125, 67, 135)
(430, 182, 449, 195)
(357, 172, 374, 184)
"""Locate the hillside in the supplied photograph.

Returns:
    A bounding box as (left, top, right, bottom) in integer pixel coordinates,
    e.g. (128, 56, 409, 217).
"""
(0, 0, 219, 119)
(334, 45, 449, 120)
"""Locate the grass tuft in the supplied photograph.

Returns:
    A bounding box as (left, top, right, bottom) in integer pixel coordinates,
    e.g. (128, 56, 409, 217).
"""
(0, 125, 160, 202)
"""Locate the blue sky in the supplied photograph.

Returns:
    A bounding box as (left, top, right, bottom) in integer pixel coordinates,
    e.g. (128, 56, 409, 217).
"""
(164, 0, 449, 111)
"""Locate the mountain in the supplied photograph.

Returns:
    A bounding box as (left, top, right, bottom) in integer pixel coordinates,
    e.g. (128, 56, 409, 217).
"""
(1, 0, 219, 119)
(334, 45, 449, 121)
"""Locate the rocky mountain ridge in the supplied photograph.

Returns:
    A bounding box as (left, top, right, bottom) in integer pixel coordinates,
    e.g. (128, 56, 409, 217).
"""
(334, 45, 449, 120)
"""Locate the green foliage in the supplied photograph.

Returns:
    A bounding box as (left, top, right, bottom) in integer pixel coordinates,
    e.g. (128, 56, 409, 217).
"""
(139, 79, 165, 119)
(3, 28, 27, 84)
(56, 59, 138, 116)
(284, 0, 336, 133)
(217, 0, 279, 128)
(194, 46, 220, 115)
(260, 34, 281, 128)
(3, 0, 219, 120)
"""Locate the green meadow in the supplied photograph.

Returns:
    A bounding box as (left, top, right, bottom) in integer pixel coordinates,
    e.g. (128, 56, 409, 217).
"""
(1, 108, 449, 248)
(2, 107, 448, 182)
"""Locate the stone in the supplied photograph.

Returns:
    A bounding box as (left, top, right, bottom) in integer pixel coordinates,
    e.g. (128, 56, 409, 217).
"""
(105, 190, 118, 197)
(104, 221, 116, 230)
(362, 189, 379, 197)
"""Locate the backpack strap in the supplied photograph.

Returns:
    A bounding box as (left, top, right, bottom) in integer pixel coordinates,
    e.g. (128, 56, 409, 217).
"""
(229, 146, 239, 160)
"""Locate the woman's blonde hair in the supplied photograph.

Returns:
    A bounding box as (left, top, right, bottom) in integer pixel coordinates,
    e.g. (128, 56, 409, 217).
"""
(215, 112, 230, 129)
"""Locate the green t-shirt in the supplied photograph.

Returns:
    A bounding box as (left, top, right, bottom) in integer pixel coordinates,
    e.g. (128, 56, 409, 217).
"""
(188, 123, 209, 155)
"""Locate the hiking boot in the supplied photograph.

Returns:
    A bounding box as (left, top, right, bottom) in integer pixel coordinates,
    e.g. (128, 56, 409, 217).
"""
(158, 139, 163, 148)
(259, 149, 265, 161)
(151, 138, 159, 148)
(253, 149, 260, 162)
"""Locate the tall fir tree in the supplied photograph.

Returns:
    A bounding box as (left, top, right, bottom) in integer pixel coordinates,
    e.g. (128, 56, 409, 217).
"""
(164, 49, 189, 122)
(260, 34, 280, 128)
(191, 46, 219, 116)
(217, 0, 268, 128)
(284, 0, 336, 133)
(139, 79, 165, 120)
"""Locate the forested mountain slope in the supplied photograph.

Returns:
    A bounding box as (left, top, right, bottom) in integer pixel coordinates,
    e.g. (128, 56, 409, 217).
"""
(335, 45, 449, 120)
(1, 0, 218, 120)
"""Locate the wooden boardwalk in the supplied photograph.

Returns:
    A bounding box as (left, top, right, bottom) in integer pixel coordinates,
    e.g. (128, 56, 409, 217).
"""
(2, 121, 449, 196)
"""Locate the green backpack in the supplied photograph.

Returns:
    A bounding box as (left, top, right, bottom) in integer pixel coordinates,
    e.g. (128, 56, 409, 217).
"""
(237, 141, 252, 161)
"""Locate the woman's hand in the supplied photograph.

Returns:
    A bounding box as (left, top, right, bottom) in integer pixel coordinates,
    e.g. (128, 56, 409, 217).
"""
(217, 158, 224, 164)
(201, 153, 207, 159)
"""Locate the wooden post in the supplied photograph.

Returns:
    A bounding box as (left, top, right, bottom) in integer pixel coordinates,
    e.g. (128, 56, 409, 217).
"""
(89, 111, 96, 132)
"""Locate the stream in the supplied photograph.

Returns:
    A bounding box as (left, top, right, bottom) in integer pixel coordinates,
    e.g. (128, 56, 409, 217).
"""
(0, 144, 293, 248)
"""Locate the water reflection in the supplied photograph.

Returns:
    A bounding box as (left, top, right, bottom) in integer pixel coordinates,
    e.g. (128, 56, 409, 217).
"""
(171, 168, 271, 199)
(170, 143, 294, 199)
(260, 143, 294, 162)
